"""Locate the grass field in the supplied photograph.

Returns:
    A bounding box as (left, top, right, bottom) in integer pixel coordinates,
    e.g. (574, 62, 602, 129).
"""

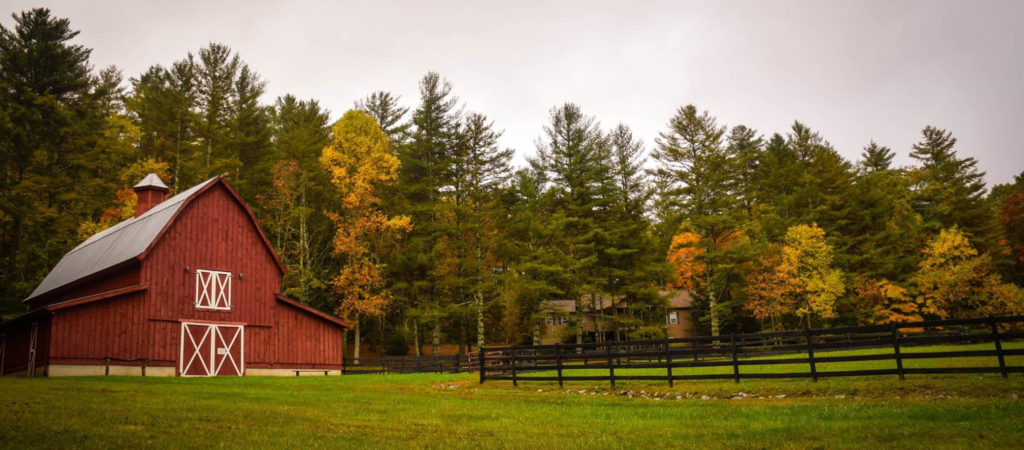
(2, 344, 1023, 449)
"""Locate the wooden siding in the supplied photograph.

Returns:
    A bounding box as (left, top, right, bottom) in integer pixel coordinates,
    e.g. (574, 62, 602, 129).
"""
(48, 292, 149, 364)
(271, 302, 344, 368)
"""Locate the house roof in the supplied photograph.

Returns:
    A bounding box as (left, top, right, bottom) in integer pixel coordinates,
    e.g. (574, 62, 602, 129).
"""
(661, 290, 694, 309)
(26, 176, 286, 302)
(540, 290, 694, 314)
(275, 295, 351, 329)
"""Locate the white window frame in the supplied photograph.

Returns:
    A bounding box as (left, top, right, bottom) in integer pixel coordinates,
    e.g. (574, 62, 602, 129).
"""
(668, 311, 679, 325)
(544, 317, 554, 325)
(195, 269, 232, 310)
(558, 317, 569, 325)
(179, 322, 245, 377)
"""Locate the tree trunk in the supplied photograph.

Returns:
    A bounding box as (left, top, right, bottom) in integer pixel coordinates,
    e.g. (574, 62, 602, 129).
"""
(353, 315, 361, 364)
(432, 321, 440, 356)
(413, 321, 421, 356)
(707, 270, 720, 337)
(533, 320, 540, 346)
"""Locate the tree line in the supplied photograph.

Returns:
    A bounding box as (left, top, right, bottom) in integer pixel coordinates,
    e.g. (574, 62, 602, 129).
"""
(2, 9, 1022, 356)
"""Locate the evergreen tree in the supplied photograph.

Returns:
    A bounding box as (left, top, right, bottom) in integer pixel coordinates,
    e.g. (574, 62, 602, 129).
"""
(860, 140, 895, 172)
(455, 112, 513, 348)
(909, 126, 1000, 253)
(395, 72, 461, 355)
(0, 9, 116, 315)
(355, 91, 410, 143)
(531, 103, 613, 343)
(652, 105, 747, 336)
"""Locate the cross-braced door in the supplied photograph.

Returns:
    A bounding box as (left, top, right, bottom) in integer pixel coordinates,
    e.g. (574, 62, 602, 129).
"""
(195, 270, 232, 310)
(27, 323, 37, 377)
(180, 322, 244, 377)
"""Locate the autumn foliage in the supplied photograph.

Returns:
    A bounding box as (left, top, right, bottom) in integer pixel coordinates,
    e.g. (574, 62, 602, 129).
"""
(321, 110, 412, 321)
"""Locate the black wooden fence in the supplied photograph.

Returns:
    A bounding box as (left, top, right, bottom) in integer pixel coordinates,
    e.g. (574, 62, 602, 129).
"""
(342, 354, 470, 375)
(478, 315, 1024, 387)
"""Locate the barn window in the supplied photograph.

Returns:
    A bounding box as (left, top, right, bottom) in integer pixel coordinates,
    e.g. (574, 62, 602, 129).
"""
(558, 317, 569, 325)
(668, 311, 679, 325)
(544, 317, 554, 325)
(195, 269, 232, 310)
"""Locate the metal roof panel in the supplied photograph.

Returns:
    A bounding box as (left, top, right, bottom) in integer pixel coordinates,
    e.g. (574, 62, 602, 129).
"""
(27, 178, 217, 301)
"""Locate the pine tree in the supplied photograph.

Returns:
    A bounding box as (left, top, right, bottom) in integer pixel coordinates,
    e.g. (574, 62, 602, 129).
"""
(910, 126, 1000, 253)
(532, 103, 613, 343)
(652, 105, 746, 336)
(395, 72, 461, 355)
(355, 91, 409, 143)
(860, 140, 895, 172)
(0, 8, 115, 315)
(455, 112, 513, 348)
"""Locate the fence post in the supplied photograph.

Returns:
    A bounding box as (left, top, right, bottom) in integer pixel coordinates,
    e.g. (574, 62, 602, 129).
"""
(693, 340, 699, 362)
(607, 342, 616, 389)
(665, 337, 674, 388)
(891, 322, 904, 381)
(342, 355, 347, 375)
(730, 333, 740, 384)
(105, 357, 110, 376)
(478, 348, 486, 384)
(806, 329, 817, 382)
(989, 317, 1008, 379)
(555, 343, 564, 388)
(511, 346, 518, 387)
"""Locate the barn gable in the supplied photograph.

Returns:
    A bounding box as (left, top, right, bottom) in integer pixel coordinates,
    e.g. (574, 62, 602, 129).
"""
(25, 177, 286, 305)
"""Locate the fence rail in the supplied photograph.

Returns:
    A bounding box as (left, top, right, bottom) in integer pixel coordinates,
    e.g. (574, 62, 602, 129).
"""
(342, 354, 470, 375)
(479, 315, 1024, 387)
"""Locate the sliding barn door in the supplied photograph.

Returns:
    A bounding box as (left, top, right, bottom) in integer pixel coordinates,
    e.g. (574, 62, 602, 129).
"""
(180, 322, 244, 377)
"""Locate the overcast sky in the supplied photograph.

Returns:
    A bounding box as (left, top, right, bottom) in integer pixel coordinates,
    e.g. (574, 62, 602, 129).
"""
(8, 0, 1024, 186)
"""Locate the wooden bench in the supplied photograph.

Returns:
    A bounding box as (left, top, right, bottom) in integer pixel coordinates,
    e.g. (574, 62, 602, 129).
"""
(292, 369, 330, 376)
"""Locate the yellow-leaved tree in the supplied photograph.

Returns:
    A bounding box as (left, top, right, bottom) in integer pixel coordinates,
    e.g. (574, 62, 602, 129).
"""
(783, 223, 845, 327)
(913, 227, 1023, 319)
(745, 223, 844, 329)
(321, 110, 412, 362)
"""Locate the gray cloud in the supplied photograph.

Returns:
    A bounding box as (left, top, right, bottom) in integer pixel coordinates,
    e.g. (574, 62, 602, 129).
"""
(7, 0, 1023, 185)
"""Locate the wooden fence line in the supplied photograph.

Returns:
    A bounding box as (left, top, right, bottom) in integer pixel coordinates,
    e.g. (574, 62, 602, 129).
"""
(479, 315, 1024, 386)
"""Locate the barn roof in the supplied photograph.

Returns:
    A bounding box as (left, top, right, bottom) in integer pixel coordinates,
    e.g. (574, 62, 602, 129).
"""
(26, 178, 219, 302)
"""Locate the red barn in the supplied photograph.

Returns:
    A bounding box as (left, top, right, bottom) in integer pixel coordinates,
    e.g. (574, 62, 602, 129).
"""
(0, 175, 349, 377)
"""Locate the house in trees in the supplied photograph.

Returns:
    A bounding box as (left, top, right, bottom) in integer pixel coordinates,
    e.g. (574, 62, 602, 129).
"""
(0, 175, 349, 377)
(540, 290, 694, 344)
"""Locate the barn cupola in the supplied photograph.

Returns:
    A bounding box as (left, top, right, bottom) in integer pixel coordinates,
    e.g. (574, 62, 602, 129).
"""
(133, 173, 170, 217)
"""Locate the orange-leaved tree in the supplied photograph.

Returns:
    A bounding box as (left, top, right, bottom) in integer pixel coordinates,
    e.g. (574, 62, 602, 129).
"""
(321, 110, 412, 361)
(743, 243, 800, 331)
(855, 278, 922, 325)
(78, 158, 172, 240)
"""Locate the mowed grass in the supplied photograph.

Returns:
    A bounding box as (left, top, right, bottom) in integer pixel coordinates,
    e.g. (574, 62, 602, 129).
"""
(0, 345, 1022, 450)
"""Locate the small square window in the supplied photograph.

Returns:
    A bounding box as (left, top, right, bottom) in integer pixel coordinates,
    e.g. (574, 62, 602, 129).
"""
(558, 317, 569, 325)
(196, 269, 232, 310)
(545, 317, 554, 325)
(668, 311, 679, 325)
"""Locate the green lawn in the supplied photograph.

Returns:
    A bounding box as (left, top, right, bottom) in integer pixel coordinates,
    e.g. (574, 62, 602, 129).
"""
(1, 346, 1023, 450)
(517, 342, 1024, 381)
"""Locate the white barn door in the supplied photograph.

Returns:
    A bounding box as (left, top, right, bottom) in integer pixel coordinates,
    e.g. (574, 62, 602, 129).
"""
(180, 322, 244, 377)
